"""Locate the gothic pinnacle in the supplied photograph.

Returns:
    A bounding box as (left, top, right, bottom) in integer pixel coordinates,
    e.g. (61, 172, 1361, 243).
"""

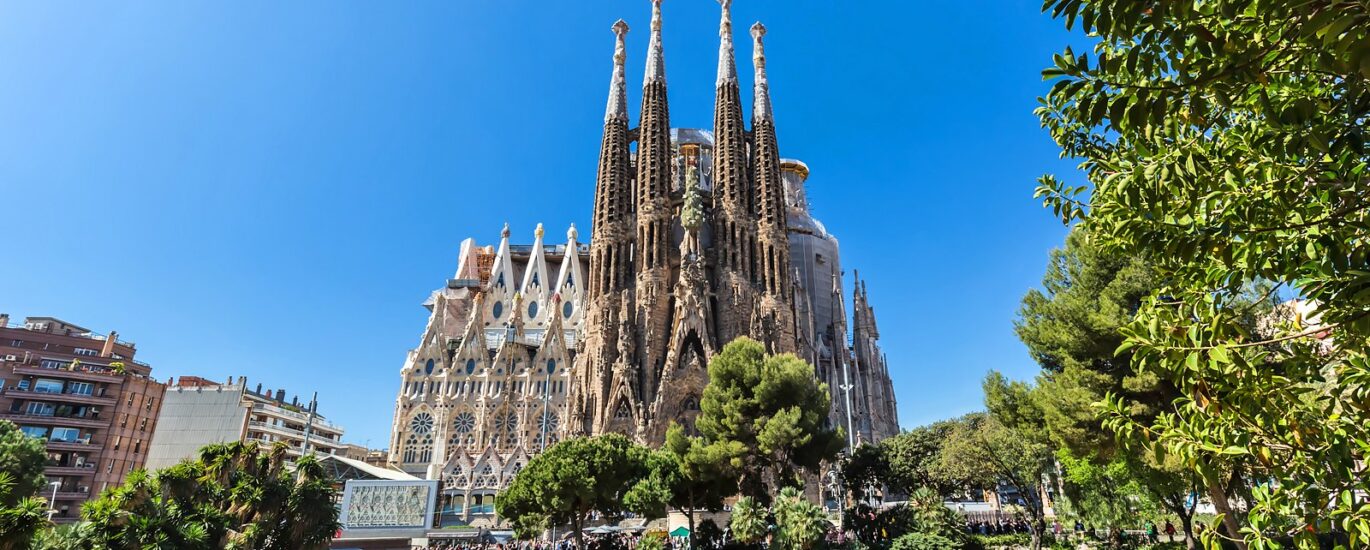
(606, 20, 630, 123)
(644, 0, 666, 85)
(751, 22, 772, 121)
(716, 0, 736, 86)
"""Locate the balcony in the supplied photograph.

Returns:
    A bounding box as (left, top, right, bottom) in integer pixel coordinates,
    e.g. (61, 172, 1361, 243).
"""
(250, 403, 342, 433)
(3, 388, 116, 406)
(0, 412, 110, 429)
(45, 464, 97, 476)
(46, 439, 101, 452)
(12, 365, 123, 384)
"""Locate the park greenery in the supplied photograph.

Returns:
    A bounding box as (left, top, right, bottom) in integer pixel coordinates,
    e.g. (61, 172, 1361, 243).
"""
(1032, 0, 1370, 547)
(0, 440, 339, 550)
(499, 337, 843, 549)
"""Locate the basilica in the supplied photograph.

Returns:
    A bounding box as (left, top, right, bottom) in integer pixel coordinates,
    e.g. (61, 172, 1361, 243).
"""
(387, 0, 899, 525)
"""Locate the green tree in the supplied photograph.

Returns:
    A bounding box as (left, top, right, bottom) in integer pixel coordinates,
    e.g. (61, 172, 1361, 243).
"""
(0, 472, 48, 550)
(496, 434, 657, 549)
(663, 423, 741, 549)
(1016, 229, 1205, 547)
(80, 441, 338, 549)
(772, 486, 829, 550)
(935, 409, 1052, 550)
(727, 496, 769, 547)
(0, 421, 47, 508)
(1035, 1, 1370, 546)
(696, 337, 842, 500)
(879, 420, 963, 498)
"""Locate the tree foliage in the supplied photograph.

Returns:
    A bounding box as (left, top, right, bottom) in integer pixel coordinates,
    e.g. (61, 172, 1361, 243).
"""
(1017, 229, 1204, 547)
(0, 421, 47, 508)
(935, 403, 1052, 550)
(727, 496, 769, 546)
(0, 472, 48, 550)
(78, 441, 338, 550)
(1035, 0, 1370, 546)
(496, 434, 662, 548)
(772, 486, 829, 550)
(696, 337, 842, 500)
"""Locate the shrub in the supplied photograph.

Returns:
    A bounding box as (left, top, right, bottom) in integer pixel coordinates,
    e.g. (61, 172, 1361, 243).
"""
(891, 532, 958, 550)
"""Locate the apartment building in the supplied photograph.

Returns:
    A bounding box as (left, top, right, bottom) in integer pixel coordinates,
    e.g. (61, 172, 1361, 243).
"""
(0, 314, 166, 521)
(145, 376, 345, 470)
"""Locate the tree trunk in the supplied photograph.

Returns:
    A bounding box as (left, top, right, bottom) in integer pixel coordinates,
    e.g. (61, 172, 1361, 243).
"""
(1205, 481, 1246, 550)
(687, 503, 697, 550)
(1181, 517, 1197, 550)
(573, 514, 585, 550)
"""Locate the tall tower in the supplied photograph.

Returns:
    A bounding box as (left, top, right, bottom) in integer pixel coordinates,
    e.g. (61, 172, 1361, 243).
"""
(571, 19, 636, 436)
(710, 0, 757, 347)
(629, 0, 675, 435)
(750, 22, 796, 353)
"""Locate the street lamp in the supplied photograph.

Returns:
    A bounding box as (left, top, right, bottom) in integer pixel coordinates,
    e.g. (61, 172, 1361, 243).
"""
(46, 481, 60, 521)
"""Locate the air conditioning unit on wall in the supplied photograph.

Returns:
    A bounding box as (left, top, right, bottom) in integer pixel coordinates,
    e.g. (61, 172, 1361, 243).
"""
(2, 355, 16, 361)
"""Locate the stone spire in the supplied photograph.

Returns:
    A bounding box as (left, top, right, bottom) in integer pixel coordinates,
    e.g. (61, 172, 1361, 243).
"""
(716, 0, 737, 86)
(633, 0, 675, 424)
(750, 21, 794, 353)
(751, 22, 773, 121)
(711, 0, 758, 347)
(589, 20, 635, 300)
(605, 20, 630, 124)
(635, 0, 673, 275)
(644, 0, 665, 85)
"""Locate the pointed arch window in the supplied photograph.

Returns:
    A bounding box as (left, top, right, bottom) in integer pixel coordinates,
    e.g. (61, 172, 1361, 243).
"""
(614, 400, 632, 419)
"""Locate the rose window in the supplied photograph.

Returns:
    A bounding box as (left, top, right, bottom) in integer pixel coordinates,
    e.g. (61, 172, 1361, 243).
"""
(452, 412, 476, 433)
(409, 412, 435, 435)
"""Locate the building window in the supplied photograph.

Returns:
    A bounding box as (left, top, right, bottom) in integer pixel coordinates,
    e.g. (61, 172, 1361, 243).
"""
(25, 402, 55, 416)
(38, 359, 69, 370)
(33, 379, 63, 394)
(132, 440, 141, 453)
(106, 461, 114, 474)
(138, 418, 148, 431)
(66, 382, 93, 396)
(144, 397, 155, 411)
(19, 426, 48, 438)
(119, 415, 127, 428)
(50, 428, 80, 442)
(126, 394, 134, 406)
(73, 348, 98, 356)
(9, 339, 22, 346)
(112, 436, 121, 450)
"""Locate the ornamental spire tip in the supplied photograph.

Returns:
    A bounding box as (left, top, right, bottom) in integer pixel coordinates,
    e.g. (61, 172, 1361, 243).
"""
(715, 0, 736, 86)
(644, 0, 666, 85)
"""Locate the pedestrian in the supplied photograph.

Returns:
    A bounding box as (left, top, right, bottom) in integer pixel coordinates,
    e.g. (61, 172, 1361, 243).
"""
(1146, 521, 1158, 543)
(1164, 520, 1176, 542)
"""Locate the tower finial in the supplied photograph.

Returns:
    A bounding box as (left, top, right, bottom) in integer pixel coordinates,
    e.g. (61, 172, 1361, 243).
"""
(716, 0, 736, 86)
(606, 20, 630, 123)
(567, 223, 578, 242)
(644, 0, 666, 85)
(501, 222, 511, 239)
(535, 222, 545, 239)
(751, 22, 772, 120)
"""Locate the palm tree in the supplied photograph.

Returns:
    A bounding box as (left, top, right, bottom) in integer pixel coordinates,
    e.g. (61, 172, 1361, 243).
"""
(772, 487, 829, 550)
(0, 472, 48, 550)
(729, 496, 769, 547)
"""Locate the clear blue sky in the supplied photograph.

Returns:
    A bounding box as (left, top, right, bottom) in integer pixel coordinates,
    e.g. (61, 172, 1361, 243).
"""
(0, 2, 1082, 448)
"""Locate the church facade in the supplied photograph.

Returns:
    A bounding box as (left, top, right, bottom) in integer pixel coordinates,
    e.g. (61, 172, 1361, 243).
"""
(387, 1, 898, 526)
